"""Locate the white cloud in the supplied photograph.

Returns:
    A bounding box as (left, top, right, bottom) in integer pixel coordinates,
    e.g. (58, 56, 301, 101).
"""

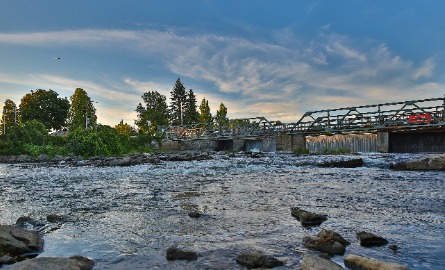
(0, 27, 443, 124)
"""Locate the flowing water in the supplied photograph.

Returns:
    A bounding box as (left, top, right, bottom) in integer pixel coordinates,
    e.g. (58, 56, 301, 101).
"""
(0, 153, 444, 269)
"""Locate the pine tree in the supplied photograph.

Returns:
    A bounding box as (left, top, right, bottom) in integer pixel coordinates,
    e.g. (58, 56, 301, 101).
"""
(169, 78, 187, 125)
(215, 102, 228, 125)
(184, 89, 199, 125)
(199, 98, 212, 125)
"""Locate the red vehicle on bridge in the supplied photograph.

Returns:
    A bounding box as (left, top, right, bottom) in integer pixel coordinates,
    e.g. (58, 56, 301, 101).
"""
(408, 113, 433, 124)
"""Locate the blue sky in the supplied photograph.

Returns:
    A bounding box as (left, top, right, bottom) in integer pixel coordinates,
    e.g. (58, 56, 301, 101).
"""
(1, 0, 444, 126)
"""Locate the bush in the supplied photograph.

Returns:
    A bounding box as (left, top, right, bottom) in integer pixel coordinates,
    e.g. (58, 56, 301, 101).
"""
(23, 144, 68, 157)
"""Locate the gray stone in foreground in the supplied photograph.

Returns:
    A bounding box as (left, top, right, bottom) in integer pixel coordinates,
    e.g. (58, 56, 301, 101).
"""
(301, 253, 343, 270)
(4, 256, 95, 270)
(0, 225, 43, 257)
(291, 207, 328, 226)
(391, 154, 445, 170)
(236, 252, 284, 268)
(356, 231, 388, 247)
(344, 254, 409, 270)
(166, 247, 198, 261)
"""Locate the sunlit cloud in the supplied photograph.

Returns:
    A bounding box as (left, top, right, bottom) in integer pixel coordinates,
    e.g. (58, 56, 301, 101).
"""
(0, 27, 443, 124)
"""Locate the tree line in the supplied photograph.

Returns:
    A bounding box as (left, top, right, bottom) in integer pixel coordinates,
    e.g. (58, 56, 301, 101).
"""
(0, 78, 228, 157)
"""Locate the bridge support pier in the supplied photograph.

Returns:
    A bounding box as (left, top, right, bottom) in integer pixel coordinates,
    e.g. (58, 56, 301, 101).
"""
(377, 132, 389, 153)
(275, 132, 306, 152)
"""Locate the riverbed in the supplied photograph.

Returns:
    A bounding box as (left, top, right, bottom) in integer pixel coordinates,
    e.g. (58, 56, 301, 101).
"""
(0, 153, 444, 269)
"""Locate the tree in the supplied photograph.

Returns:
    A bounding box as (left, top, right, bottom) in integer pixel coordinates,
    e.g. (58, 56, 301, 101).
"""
(115, 120, 135, 136)
(135, 91, 169, 136)
(67, 88, 97, 131)
(199, 98, 212, 125)
(183, 89, 199, 125)
(215, 102, 229, 125)
(19, 89, 70, 130)
(1, 99, 18, 135)
(169, 78, 187, 125)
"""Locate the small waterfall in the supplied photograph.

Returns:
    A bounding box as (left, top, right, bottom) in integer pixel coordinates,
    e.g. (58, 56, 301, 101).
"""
(306, 133, 377, 153)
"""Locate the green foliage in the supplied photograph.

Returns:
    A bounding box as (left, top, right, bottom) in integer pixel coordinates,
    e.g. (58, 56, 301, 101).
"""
(199, 98, 212, 125)
(293, 147, 310, 154)
(23, 144, 68, 157)
(115, 120, 135, 136)
(0, 140, 23, 155)
(19, 89, 70, 130)
(183, 89, 199, 125)
(67, 88, 97, 130)
(135, 90, 169, 138)
(169, 78, 187, 125)
(7, 120, 49, 146)
(215, 102, 228, 125)
(1, 99, 18, 135)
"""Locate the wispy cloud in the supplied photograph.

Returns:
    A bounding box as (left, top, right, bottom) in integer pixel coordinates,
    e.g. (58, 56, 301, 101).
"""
(0, 27, 442, 123)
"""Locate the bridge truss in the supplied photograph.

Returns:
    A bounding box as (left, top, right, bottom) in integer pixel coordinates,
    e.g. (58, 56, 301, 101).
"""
(164, 97, 445, 140)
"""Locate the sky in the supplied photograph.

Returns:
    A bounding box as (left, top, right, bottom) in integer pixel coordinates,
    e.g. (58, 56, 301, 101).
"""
(1, 0, 444, 127)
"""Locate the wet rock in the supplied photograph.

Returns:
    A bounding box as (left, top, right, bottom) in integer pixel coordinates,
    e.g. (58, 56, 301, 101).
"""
(46, 214, 67, 223)
(356, 231, 388, 247)
(301, 253, 343, 270)
(236, 252, 284, 268)
(0, 225, 43, 257)
(303, 229, 350, 256)
(5, 256, 95, 270)
(344, 254, 409, 270)
(15, 217, 44, 228)
(291, 207, 327, 226)
(319, 158, 364, 168)
(0, 255, 15, 265)
(188, 211, 202, 218)
(391, 154, 445, 170)
(389, 244, 399, 251)
(166, 247, 198, 261)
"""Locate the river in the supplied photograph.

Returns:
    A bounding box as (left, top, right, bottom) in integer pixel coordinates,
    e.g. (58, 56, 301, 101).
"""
(0, 153, 444, 269)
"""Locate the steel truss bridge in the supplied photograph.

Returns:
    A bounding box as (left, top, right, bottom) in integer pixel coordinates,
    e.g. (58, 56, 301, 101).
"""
(164, 97, 445, 140)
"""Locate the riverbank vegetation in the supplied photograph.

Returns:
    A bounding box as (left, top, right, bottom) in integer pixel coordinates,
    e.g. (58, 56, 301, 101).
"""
(1, 78, 229, 157)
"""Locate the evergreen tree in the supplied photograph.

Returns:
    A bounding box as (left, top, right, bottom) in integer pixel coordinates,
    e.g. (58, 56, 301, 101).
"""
(183, 89, 199, 125)
(215, 102, 229, 125)
(135, 91, 169, 136)
(169, 78, 187, 125)
(67, 88, 97, 131)
(199, 98, 212, 125)
(1, 99, 18, 135)
(19, 89, 70, 130)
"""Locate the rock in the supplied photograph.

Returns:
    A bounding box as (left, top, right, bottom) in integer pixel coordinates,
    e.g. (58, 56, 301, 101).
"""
(301, 253, 343, 270)
(5, 256, 95, 270)
(344, 254, 409, 270)
(15, 217, 44, 228)
(0, 255, 15, 265)
(291, 207, 328, 226)
(389, 244, 399, 251)
(46, 214, 67, 223)
(391, 154, 445, 170)
(166, 247, 198, 261)
(0, 225, 43, 257)
(356, 231, 388, 247)
(319, 158, 364, 168)
(236, 252, 284, 268)
(188, 211, 201, 218)
(303, 229, 349, 256)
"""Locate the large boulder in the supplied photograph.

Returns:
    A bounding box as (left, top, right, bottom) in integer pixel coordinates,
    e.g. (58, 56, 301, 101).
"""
(5, 256, 95, 270)
(344, 254, 409, 270)
(391, 154, 445, 170)
(301, 253, 343, 270)
(166, 247, 198, 261)
(236, 252, 284, 268)
(0, 225, 43, 257)
(356, 231, 388, 247)
(303, 229, 350, 256)
(291, 207, 328, 226)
